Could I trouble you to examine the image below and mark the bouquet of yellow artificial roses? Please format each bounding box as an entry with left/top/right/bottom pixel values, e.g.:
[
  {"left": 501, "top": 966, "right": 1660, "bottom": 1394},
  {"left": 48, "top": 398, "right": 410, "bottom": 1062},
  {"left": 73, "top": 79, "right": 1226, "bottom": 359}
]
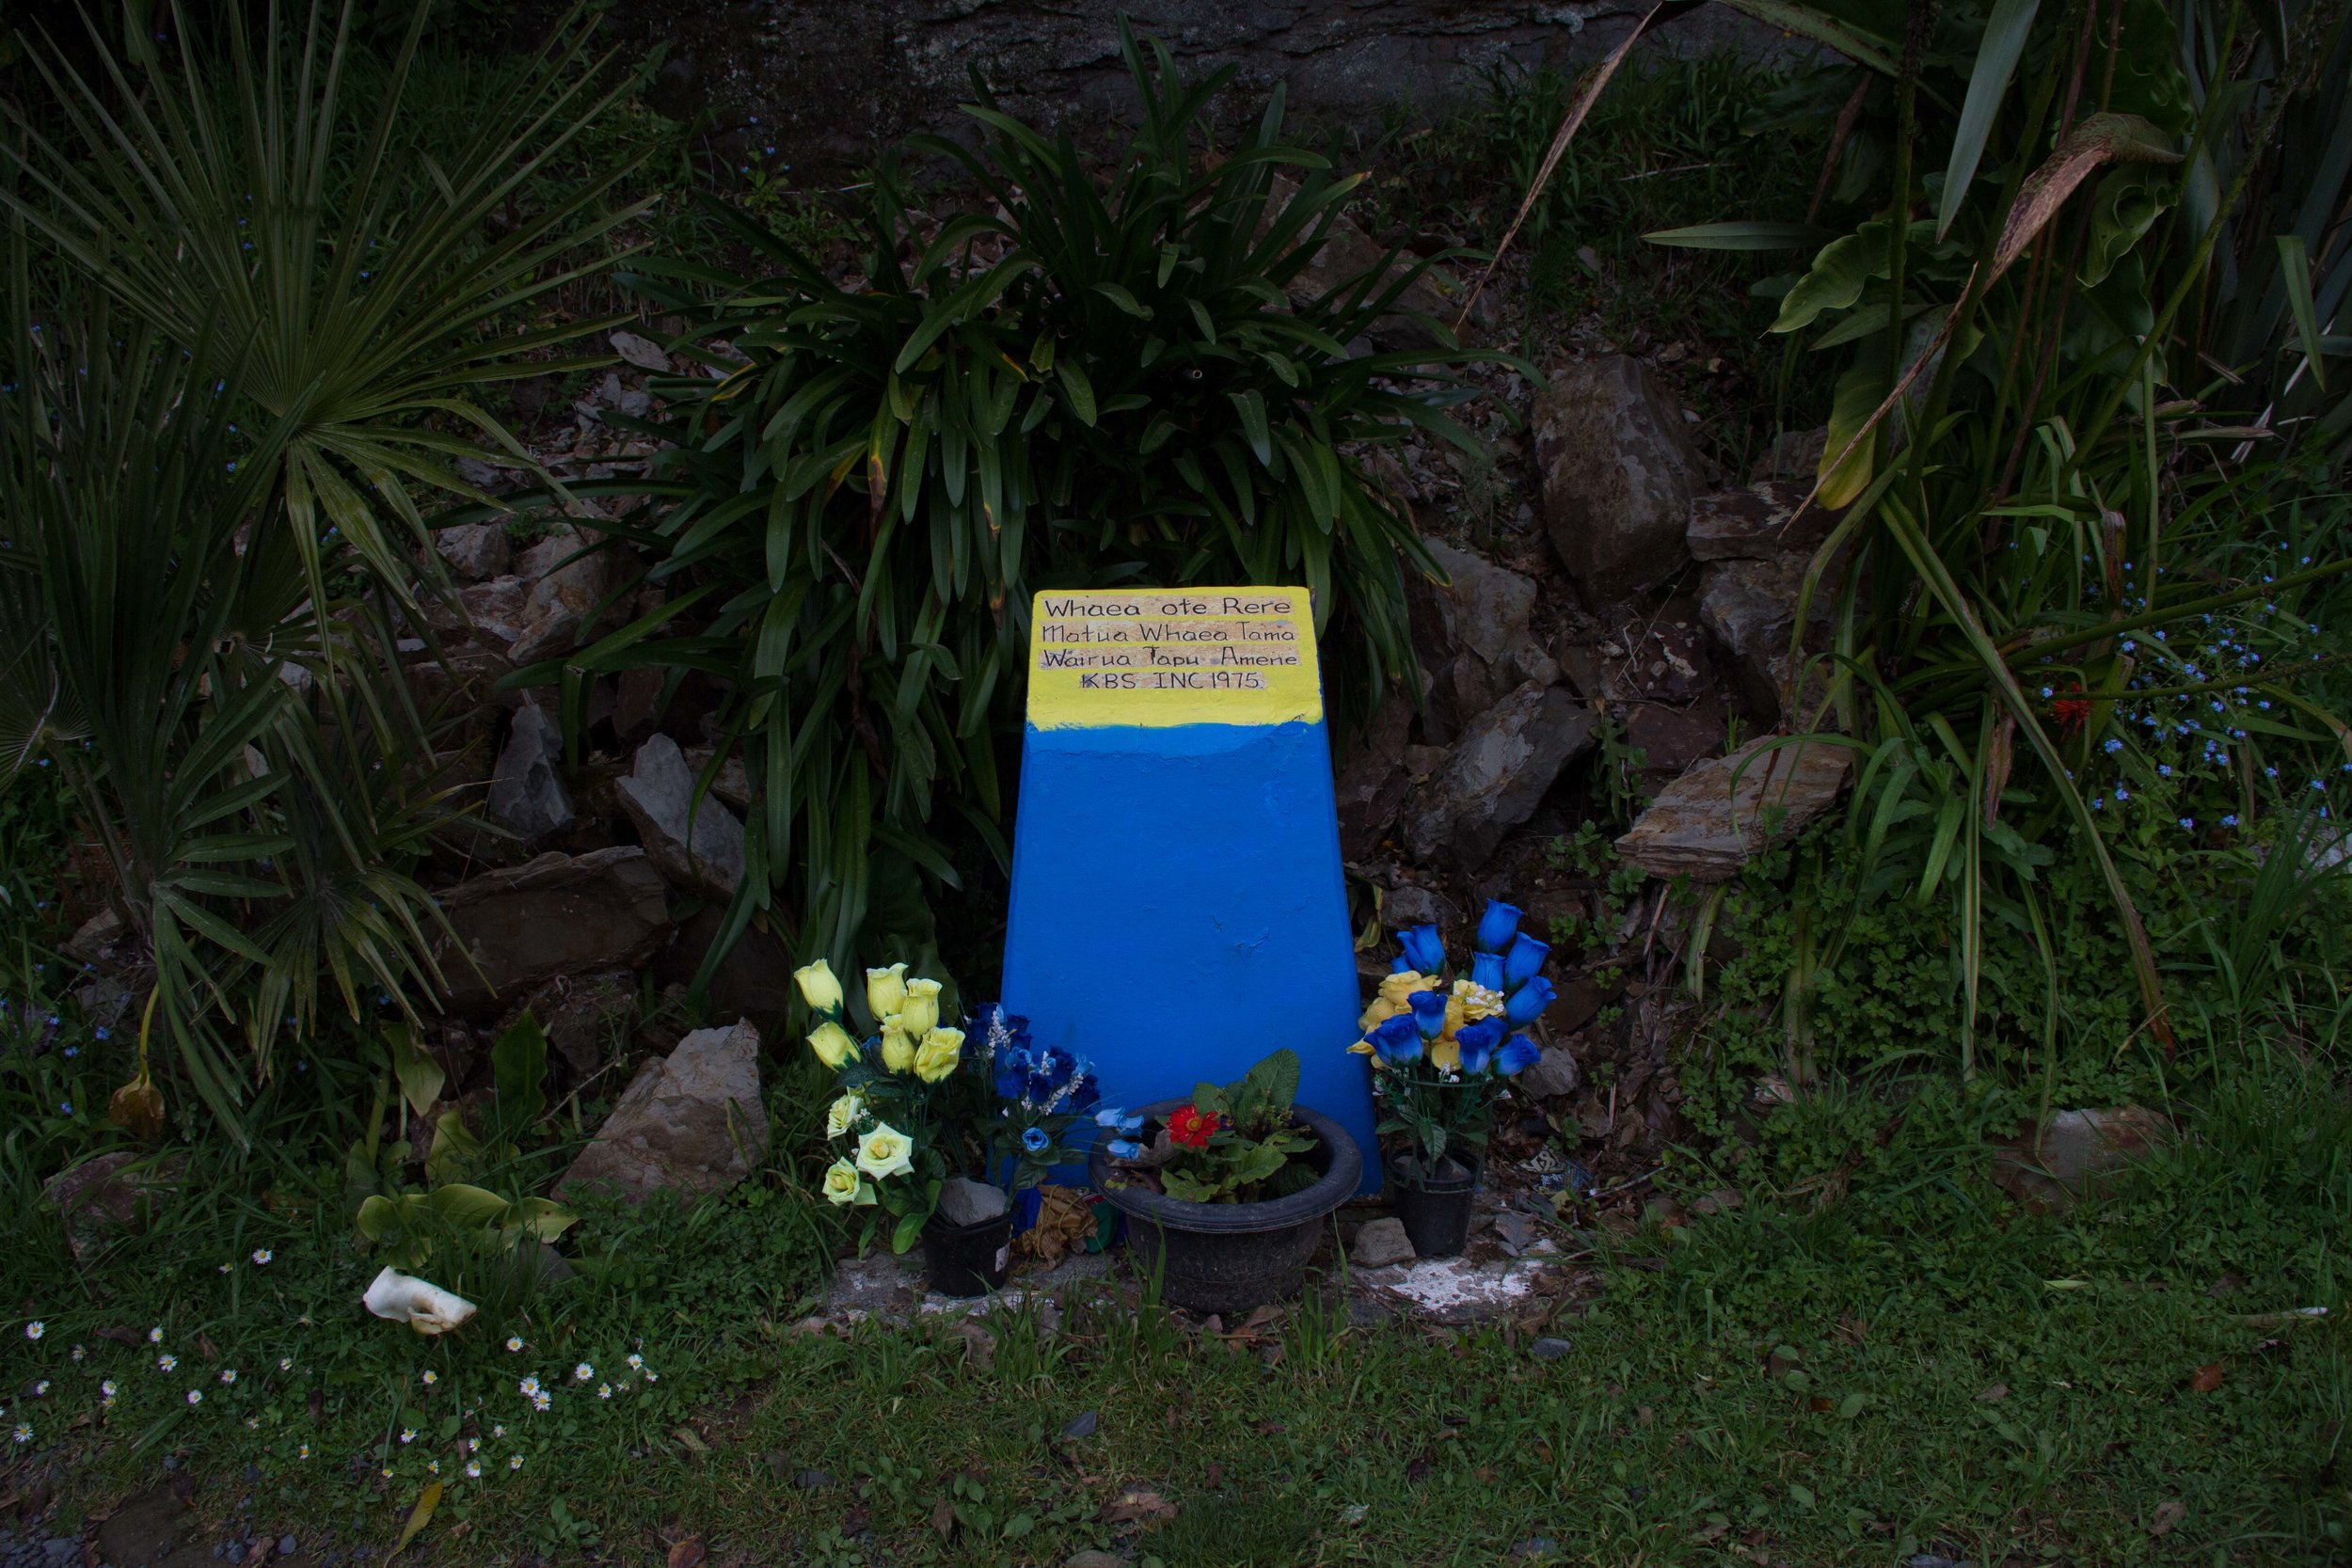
[{"left": 794, "top": 958, "right": 988, "bottom": 1252}]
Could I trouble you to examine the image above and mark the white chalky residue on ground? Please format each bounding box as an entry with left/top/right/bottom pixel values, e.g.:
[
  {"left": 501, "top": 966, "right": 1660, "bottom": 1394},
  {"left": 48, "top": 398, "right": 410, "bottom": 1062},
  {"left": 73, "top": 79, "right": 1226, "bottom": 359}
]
[{"left": 1377, "top": 1257, "right": 1538, "bottom": 1315}]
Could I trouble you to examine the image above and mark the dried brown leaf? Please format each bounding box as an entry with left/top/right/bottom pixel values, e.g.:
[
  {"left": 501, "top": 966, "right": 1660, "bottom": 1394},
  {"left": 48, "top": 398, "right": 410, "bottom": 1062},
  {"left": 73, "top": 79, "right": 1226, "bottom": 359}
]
[
  {"left": 1975, "top": 1383, "right": 2010, "bottom": 1402},
  {"left": 1098, "top": 1485, "right": 1178, "bottom": 1528},
  {"left": 1992, "top": 113, "right": 2183, "bottom": 282},
  {"left": 665, "top": 1537, "right": 707, "bottom": 1568},
  {"left": 2151, "top": 1498, "right": 2185, "bottom": 1537},
  {"left": 2189, "top": 1359, "right": 2227, "bottom": 1392}
]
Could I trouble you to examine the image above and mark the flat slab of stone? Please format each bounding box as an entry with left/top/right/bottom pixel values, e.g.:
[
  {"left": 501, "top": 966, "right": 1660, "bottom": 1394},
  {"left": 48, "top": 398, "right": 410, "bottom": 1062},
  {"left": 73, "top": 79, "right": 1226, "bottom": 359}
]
[
  {"left": 1405, "top": 683, "right": 1597, "bottom": 866},
  {"left": 435, "top": 847, "right": 673, "bottom": 1015},
  {"left": 1994, "top": 1106, "right": 2169, "bottom": 1212},
  {"left": 1354, "top": 1252, "right": 1565, "bottom": 1325},
  {"left": 615, "top": 735, "right": 748, "bottom": 900},
  {"left": 1615, "top": 735, "right": 1851, "bottom": 881},
  {"left": 557, "top": 1019, "right": 770, "bottom": 1204},
  {"left": 1687, "top": 479, "right": 1834, "bottom": 562}
]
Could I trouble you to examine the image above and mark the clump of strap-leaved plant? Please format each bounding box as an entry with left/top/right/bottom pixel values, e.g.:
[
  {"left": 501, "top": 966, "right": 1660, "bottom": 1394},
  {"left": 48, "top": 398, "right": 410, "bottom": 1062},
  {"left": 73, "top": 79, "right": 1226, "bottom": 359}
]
[
  {"left": 1638, "top": 0, "right": 2352, "bottom": 1087},
  {"left": 553, "top": 23, "right": 1518, "bottom": 989}
]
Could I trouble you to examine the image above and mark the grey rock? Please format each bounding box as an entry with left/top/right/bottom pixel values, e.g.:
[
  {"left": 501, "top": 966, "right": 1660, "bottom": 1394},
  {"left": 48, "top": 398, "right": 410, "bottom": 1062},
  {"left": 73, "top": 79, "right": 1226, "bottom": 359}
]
[
  {"left": 1423, "top": 540, "right": 1537, "bottom": 668},
  {"left": 63, "top": 907, "right": 127, "bottom": 967},
  {"left": 678, "top": 746, "right": 755, "bottom": 813},
  {"left": 1698, "top": 552, "right": 1836, "bottom": 723},
  {"left": 1351, "top": 1215, "right": 1415, "bottom": 1268},
  {"left": 486, "top": 701, "right": 573, "bottom": 843},
  {"left": 40, "top": 1541, "right": 76, "bottom": 1563},
  {"left": 938, "top": 1176, "right": 1010, "bottom": 1227},
  {"left": 1492, "top": 1210, "right": 1539, "bottom": 1255},
  {"left": 457, "top": 575, "right": 531, "bottom": 649},
  {"left": 433, "top": 522, "right": 511, "bottom": 581},
  {"left": 1332, "top": 684, "right": 1417, "bottom": 858},
  {"left": 1529, "top": 1336, "right": 1574, "bottom": 1361},
  {"left": 278, "top": 1538, "right": 297, "bottom": 1558},
  {"left": 455, "top": 455, "right": 522, "bottom": 490},
  {"left": 1404, "top": 684, "right": 1597, "bottom": 866},
  {"left": 1513, "top": 1538, "right": 1560, "bottom": 1559},
  {"left": 1268, "top": 175, "right": 1471, "bottom": 349},
  {"left": 1687, "top": 480, "right": 1834, "bottom": 562},
  {"left": 1993, "top": 1106, "right": 2168, "bottom": 1213},
  {"left": 654, "top": 906, "right": 800, "bottom": 1033},
  {"left": 1517, "top": 1044, "right": 1581, "bottom": 1099},
  {"left": 527, "top": 970, "right": 637, "bottom": 1079},
  {"left": 1534, "top": 356, "right": 1708, "bottom": 603},
  {"left": 1380, "top": 883, "right": 1459, "bottom": 935},
  {"left": 611, "top": 330, "right": 671, "bottom": 373},
  {"left": 1615, "top": 736, "right": 1851, "bottom": 882},
  {"left": 1060, "top": 1409, "right": 1100, "bottom": 1440},
  {"left": 434, "top": 847, "right": 674, "bottom": 1016},
  {"left": 556, "top": 1019, "right": 770, "bottom": 1204},
  {"left": 613, "top": 666, "right": 666, "bottom": 748},
  {"left": 615, "top": 735, "right": 749, "bottom": 900},
  {"left": 508, "top": 524, "right": 609, "bottom": 665},
  {"left": 1751, "top": 424, "right": 1828, "bottom": 483},
  {"left": 1623, "top": 704, "right": 1720, "bottom": 777},
  {"left": 42, "top": 1150, "right": 185, "bottom": 1259},
  {"left": 793, "top": 1469, "right": 835, "bottom": 1491}
]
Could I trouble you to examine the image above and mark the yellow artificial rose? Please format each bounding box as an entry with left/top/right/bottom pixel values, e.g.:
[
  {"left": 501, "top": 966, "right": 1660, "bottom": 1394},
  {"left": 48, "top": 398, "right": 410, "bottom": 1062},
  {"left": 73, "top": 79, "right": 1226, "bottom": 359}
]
[
  {"left": 824, "top": 1093, "right": 864, "bottom": 1140},
  {"left": 898, "top": 976, "right": 944, "bottom": 1037},
  {"left": 855, "top": 1122, "right": 914, "bottom": 1180},
  {"left": 819, "top": 1158, "right": 869, "bottom": 1206},
  {"left": 1378, "top": 970, "right": 1433, "bottom": 1007},
  {"left": 1442, "top": 993, "right": 1468, "bottom": 1037},
  {"left": 1358, "top": 996, "right": 1399, "bottom": 1033},
  {"left": 865, "top": 963, "right": 909, "bottom": 1021},
  {"left": 914, "top": 1026, "right": 963, "bottom": 1084},
  {"left": 1430, "top": 1036, "right": 1462, "bottom": 1074},
  {"left": 1453, "top": 977, "right": 1505, "bottom": 1022},
  {"left": 808, "top": 1020, "right": 859, "bottom": 1069},
  {"left": 879, "top": 1019, "right": 916, "bottom": 1073},
  {"left": 1347, "top": 1038, "right": 1375, "bottom": 1056},
  {"left": 793, "top": 958, "right": 845, "bottom": 1013}
]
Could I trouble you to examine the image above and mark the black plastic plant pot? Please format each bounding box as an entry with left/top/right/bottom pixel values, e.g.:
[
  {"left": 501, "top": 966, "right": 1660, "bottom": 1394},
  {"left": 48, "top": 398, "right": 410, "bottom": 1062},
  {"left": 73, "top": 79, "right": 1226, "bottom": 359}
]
[
  {"left": 921, "top": 1209, "right": 1014, "bottom": 1298},
  {"left": 1391, "top": 1153, "right": 1477, "bottom": 1259},
  {"left": 1089, "top": 1100, "right": 1362, "bottom": 1315}
]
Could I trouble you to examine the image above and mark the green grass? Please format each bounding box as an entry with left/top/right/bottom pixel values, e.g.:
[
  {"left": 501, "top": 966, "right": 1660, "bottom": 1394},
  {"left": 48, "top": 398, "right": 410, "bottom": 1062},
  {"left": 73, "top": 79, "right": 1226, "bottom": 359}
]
[{"left": 5, "top": 1052, "right": 2345, "bottom": 1565}]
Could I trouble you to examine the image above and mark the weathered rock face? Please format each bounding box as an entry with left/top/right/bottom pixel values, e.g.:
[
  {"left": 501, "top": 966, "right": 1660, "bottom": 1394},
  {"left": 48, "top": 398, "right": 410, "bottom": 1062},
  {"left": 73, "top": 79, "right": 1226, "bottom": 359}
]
[
  {"left": 1534, "top": 356, "right": 1708, "bottom": 604},
  {"left": 1614, "top": 735, "right": 1850, "bottom": 881},
  {"left": 1331, "top": 685, "right": 1418, "bottom": 859},
  {"left": 508, "top": 525, "right": 610, "bottom": 665},
  {"left": 1409, "top": 539, "right": 1557, "bottom": 742},
  {"left": 1405, "top": 683, "right": 1597, "bottom": 867},
  {"left": 615, "top": 736, "right": 749, "bottom": 900},
  {"left": 605, "top": 1, "right": 1780, "bottom": 180},
  {"left": 487, "top": 701, "right": 574, "bottom": 844},
  {"left": 654, "top": 906, "right": 802, "bottom": 1033},
  {"left": 434, "top": 521, "right": 512, "bottom": 582},
  {"left": 435, "top": 847, "right": 674, "bottom": 1016},
  {"left": 1690, "top": 480, "right": 1844, "bottom": 722},
  {"left": 556, "top": 1020, "right": 771, "bottom": 1204},
  {"left": 1687, "top": 480, "right": 1833, "bottom": 562}
]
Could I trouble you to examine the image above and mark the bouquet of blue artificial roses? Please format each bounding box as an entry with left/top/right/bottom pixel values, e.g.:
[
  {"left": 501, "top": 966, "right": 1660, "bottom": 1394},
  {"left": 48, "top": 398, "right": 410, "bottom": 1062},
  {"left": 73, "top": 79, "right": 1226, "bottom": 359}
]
[
  {"left": 971, "top": 1003, "right": 1099, "bottom": 1191},
  {"left": 1349, "top": 899, "right": 1550, "bottom": 1166}
]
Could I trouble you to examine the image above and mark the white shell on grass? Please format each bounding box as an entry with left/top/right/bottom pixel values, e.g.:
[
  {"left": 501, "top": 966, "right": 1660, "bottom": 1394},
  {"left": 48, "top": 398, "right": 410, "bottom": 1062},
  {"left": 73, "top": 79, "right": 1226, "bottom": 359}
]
[{"left": 362, "top": 1267, "right": 478, "bottom": 1335}]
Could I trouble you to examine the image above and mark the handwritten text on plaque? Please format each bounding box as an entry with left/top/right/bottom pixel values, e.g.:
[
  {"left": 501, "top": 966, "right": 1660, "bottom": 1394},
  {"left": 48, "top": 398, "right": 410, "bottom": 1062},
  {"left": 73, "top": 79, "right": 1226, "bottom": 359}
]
[{"left": 1025, "top": 588, "right": 1321, "bottom": 729}]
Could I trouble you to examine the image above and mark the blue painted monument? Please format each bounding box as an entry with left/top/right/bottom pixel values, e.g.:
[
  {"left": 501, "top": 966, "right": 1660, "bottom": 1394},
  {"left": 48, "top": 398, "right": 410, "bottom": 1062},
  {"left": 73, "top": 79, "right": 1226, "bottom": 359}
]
[{"left": 998, "top": 586, "right": 1379, "bottom": 1191}]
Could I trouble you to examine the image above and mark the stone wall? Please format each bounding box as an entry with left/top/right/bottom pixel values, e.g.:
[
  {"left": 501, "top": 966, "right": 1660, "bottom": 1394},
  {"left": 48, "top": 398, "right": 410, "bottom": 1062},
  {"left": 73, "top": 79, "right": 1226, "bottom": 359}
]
[{"left": 607, "top": 0, "right": 1791, "bottom": 174}]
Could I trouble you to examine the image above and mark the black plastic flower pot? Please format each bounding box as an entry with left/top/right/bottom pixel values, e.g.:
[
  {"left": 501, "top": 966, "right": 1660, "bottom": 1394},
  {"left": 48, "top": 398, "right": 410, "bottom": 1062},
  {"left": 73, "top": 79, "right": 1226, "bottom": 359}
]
[
  {"left": 1089, "top": 1100, "right": 1361, "bottom": 1315},
  {"left": 921, "top": 1209, "right": 1014, "bottom": 1298},
  {"left": 1391, "top": 1153, "right": 1477, "bottom": 1259}
]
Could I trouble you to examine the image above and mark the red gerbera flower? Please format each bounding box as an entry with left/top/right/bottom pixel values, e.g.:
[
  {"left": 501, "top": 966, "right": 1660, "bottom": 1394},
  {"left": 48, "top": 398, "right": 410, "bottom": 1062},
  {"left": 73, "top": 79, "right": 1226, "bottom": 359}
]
[
  {"left": 1166, "top": 1105, "right": 1219, "bottom": 1148},
  {"left": 2051, "top": 690, "right": 2092, "bottom": 733}
]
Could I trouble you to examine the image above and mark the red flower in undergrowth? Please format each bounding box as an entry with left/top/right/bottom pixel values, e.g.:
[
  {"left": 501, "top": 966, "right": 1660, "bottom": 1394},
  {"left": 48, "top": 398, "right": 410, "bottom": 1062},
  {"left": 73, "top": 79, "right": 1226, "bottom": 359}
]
[
  {"left": 1165, "top": 1105, "right": 1219, "bottom": 1148},
  {"left": 2050, "top": 689, "right": 2093, "bottom": 733}
]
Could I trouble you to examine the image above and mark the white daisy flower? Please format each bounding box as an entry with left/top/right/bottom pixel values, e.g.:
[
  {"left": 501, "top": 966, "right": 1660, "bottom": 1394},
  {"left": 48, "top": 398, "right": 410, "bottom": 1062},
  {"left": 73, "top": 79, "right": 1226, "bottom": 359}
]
[
  {"left": 426, "top": 1459, "right": 439, "bottom": 1474},
  {"left": 220, "top": 1370, "right": 237, "bottom": 1385},
  {"left": 572, "top": 1362, "right": 593, "bottom": 1382},
  {"left": 101, "top": 1381, "right": 117, "bottom": 1399},
  {"left": 421, "top": 1370, "right": 437, "bottom": 1386},
  {"left": 24, "top": 1322, "right": 43, "bottom": 1340},
  {"left": 596, "top": 1384, "right": 611, "bottom": 1400},
  {"left": 510, "top": 1453, "right": 524, "bottom": 1470},
  {"left": 33, "top": 1381, "right": 48, "bottom": 1395},
  {"left": 399, "top": 1428, "right": 416, "bottom": 1445},
  {"left": 505, "top": 1337, "right": 523, "bottom": 1353},
  {"left": 157, "top": 1354, "right": 178, "bottom": 1372},
  {"left": 149, "top": 1327, "right": 165, "bottom": 1343},
  {"left": 466, "top": 1437, "right": 480, "bottom": 1451},
  {"left": 492, "top": 1424, "right": 506, "bottom": 1438},
  {"left": 71, "top": 1346, "right": 85, "bottom": 1362},
  {"left": 217, "top": 1263, "right": 230, "bottom": 1275},
  {"left": 626, "top": 1354, "right": 644, "bottom": 1371},
  {"left": 644, "top": 1370, "right": 659, "bottom": 1383},
  {"left": 186, "top": 1390, "right": 201, "bottom": 1405},
  {"left": 251, "top": 1249, "right": 272, "bottom": 1266},
  {"left": 279, "top": 1359, "right": 292, "bottom": 1371},
  {"left": 11, "top": 1423, "right": 29, "bottom": 1444},
  {"left": 518, "top": 1376, "right": 541, "bottom": 1398},
  {"left": 465, "top": 1460, "right": 481, "bottom": 1479},
  {"left": 297, "top": 1444, "right": 310, "bottom": 1460}
]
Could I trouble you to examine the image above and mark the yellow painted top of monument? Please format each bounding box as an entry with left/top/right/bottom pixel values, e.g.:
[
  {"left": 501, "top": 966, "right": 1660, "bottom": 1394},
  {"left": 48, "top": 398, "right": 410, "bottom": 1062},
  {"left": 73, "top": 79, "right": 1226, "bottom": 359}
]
[{"left": 1025, "top": 587, "right": 1322, "bottom": 729}]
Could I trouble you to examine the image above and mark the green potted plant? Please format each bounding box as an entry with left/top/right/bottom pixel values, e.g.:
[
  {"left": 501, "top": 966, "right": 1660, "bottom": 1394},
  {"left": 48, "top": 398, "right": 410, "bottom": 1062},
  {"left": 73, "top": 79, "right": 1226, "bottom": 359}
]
[
  {"left": 795, "top": 962, "right": 1097, "bottom": 1296},
  {"left": 1090, "top": 1049, "right": 1361, "bottom": 1313},
  {"left": 1350, "top": 899, "right": 1549, "bottom": 1257}
]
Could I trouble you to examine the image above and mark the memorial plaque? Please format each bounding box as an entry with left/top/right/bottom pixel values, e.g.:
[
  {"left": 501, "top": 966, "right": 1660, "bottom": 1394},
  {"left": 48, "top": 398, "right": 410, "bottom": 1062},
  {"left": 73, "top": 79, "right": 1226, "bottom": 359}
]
[
  {"left": 1027, "top": 588, "right": 1320, "bottom": 729},
  {"left": 1000, "top": 586, "right": 1379, "bottom": 1190}
]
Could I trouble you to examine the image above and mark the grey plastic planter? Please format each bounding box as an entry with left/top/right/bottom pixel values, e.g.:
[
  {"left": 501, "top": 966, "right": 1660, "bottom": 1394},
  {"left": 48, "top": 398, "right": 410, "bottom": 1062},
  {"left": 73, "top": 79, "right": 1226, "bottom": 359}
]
[{"left": 1089, "top": 1099, "right": 1361, "bottom": 1314}]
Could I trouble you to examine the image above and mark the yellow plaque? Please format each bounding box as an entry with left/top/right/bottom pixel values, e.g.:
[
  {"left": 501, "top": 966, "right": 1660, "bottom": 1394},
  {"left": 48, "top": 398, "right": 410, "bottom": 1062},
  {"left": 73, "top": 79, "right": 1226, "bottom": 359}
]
[{"left": 1025, "top": 587, "right": 1322, "bottom": 729}]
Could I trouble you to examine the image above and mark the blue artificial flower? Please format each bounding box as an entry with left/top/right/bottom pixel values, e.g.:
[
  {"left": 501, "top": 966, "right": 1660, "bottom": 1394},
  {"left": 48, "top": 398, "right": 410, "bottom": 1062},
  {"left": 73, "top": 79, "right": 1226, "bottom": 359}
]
[
  {"left": 1502, "top": 931, "right": 1550, "bottom": 990},
  {"left": 1407, "top": 990, "right": 1450, "bottom": 1040},
  {"left": 1475, "top": 901, "right": 1522, "bottom": 953},
  {"left": 1021, "top": 1126, "right": 1051, "bottom": 1154},
  {"left": 1454, "top": 1017, "right": 1506, "bottom": 1074},
  {"left": 1369, "top": 1013, "right": 1423, "bottom": 1067},
  {"left": 1470, "top": 950, "right": 1506, "bottom": 991},
  {"left": 1398, "top": 925, "right": 1446, "bottom": 975},
  {"left": 993, "top": 1046, "right": 1033, "bottom": 1103},
  {"left": 1069, "top": 1072, "right": 1101, "bottom": 1114},
  {"left": 1107, "top": 1138, "right": 1144, "bottom": 1161},
  {"left": 1095, "top": 1106, "right": 1144, "bottom": 1134},
  {"left": 1504, "top": 974, "right": 1556, "bottom": 1026},
  {"left": 1495, "top": 1034, "right": 1542, "bottom": 1077}
]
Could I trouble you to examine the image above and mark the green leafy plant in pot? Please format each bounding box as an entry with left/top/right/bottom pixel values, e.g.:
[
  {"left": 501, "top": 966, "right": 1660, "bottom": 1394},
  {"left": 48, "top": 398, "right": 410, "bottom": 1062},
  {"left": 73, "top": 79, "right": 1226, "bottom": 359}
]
[
  {"left": 1092, "top": 1048, "right": 1361, "bottom": 1313},
  {"left": 1352, "top": 899, "right": 1549, "bottom": 1256}
]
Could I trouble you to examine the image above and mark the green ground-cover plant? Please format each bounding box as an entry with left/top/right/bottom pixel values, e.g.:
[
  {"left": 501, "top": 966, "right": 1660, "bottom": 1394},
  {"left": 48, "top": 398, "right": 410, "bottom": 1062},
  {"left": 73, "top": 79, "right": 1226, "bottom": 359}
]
[
  {"left": 550, "top": 25, "right": 1517, "bottom": 990},
  {"left": 1644, "top": 0, "right": 2352, "bottom": 1080}
]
